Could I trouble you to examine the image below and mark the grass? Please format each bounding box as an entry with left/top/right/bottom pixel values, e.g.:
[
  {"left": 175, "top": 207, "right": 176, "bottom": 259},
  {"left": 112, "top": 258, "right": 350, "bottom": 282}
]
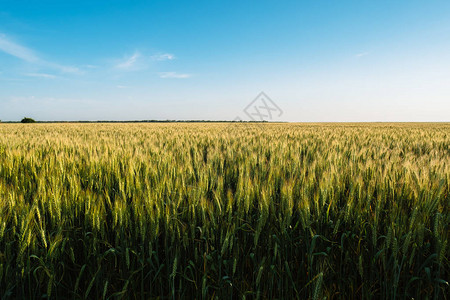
[{"left": 0, "top": 122, "right": 448, "bottom": 299}]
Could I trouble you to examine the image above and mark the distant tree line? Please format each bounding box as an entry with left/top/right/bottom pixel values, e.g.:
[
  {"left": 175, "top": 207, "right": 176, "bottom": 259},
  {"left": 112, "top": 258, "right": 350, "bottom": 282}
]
[
  {"left": 21, "top": 117, "right": 36, "bottom": 123},
  {"left": 2, "top": 119, "right": 277, "bottom": 124}
]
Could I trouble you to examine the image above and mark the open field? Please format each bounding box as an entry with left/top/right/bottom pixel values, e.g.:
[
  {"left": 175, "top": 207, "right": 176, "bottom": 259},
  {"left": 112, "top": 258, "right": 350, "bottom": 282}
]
[{"left": 0, "top": 123, "right": 448, "bottom": 299}]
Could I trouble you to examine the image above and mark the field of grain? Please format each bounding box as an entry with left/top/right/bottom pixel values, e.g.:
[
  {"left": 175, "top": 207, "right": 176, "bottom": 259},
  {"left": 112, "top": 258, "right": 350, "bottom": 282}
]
[{"left": 0, "top": 123, "right": 448, "bottom": 299}]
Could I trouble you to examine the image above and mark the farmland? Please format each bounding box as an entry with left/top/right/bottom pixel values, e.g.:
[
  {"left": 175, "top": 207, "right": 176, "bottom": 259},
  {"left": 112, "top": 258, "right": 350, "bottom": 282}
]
[{"left": 0, "top": 123, "right": 448, "bottom": 299}]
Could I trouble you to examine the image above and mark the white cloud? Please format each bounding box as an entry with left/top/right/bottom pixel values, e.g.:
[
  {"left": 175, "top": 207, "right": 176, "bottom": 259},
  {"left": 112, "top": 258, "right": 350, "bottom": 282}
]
[
  {"left": 0, "top": 34, "right": 40, "bottom": 62},
  {"left": 0, "top": 33, "right": 83, "bottom": 74},
  {"left": 152, "top": 53, "right": 175, "bottom": 61},
  {"left": 115, "top": 51, "right": 141, "bottom": 69},
  {"left": 356, "top": 52, "right": 369, "bottom": 58},
  {"left": 116, "top": 85, "right": 130, "bottom": 89},
  {"left": 159, "top": 72, "right": 192, "bottom": 79},
  {"left": 43, "top": 62, "right": 82, "bottom": 74},
  {"left": 24, "top": 73, "right": 57, "bottom": 79},
  {"left": 54, "top": 64, "right": 81, "bottom": 74},
  {"left": 113, "top": 51, "right": 177, "bottom": 72}
]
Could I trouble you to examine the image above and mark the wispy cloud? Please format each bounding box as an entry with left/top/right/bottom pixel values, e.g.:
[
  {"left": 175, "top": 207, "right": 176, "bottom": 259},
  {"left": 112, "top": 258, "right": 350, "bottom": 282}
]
[
  {"left": 51, "top": 64, "right": 81, "bottom": 74},
  {"left": 0, "top": 33, "right": 82, "bottom": 74},
  {"left": 115, "top": 51, "right": 141, "bottom": 69},
  {"left": 355, "top": 52, "right": 369, "bottom": 58},
  {"left": 116, "top": 85, "right": 131, "bottom": 89},
  {"left": 114, "top": 51, "right": 177, "bottom": 71},
  {"left": 24, "top": 73, "right": 57, "bottom": 79},
  {"left": 0, "top": 34, "right": 39, "bottom": 62},
  {"left": 159, "top": 72, "right": 192, "bottom": 79},
  {"left": 83, "top": 64, "right": 98, "bottom": 69},
  {"left": 152, "top": 53, "right": 175, "bottom": 61}
]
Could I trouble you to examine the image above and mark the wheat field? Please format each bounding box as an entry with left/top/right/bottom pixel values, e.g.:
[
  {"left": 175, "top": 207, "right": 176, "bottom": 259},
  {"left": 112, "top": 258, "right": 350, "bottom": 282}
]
[{"left": 0, "top": 123, "right": 448, "bottom": 299}]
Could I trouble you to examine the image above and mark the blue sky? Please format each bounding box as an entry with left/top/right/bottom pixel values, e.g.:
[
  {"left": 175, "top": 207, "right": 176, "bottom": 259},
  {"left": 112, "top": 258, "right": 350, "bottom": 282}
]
[{"left": 1, "top": 0, "right": 449, "bottom": 121}]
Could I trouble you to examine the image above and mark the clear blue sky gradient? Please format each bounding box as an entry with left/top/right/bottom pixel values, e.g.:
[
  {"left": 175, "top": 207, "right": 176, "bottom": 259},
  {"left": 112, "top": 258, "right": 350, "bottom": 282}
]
[{"left": 1, "top": 0, "right": 449, "bottom": 121}]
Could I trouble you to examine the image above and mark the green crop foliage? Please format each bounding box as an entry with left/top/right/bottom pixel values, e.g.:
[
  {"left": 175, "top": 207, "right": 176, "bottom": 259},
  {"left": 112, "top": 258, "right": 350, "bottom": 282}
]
[{"left": 0, "top": 123, "right": 448, "bottom": 299}]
